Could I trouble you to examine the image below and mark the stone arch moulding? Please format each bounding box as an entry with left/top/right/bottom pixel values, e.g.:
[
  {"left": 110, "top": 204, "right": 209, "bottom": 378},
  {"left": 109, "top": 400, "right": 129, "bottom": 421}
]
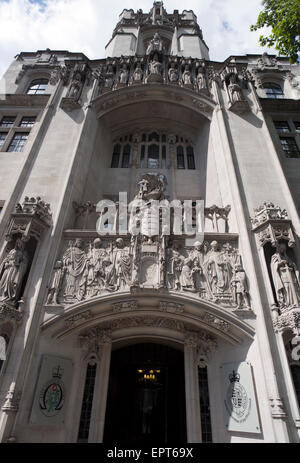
[
  {"left": 41, "top": 291, "right": 256, "bottom": 346},
  {"left": 92, "top": 84, "right": 216, "bottom": 122}
]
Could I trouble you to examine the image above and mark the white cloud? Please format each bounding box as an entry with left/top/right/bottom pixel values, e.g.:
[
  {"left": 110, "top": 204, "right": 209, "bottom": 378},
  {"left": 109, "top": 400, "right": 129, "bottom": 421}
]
[{"left": 0, "top": 0, "right": 276, "bottom": 78}]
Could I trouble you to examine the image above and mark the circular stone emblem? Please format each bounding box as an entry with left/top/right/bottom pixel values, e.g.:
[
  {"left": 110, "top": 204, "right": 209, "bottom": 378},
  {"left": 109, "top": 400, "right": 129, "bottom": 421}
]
[{"left": 39, "top": 380, "right": 65, "bottom": 417}]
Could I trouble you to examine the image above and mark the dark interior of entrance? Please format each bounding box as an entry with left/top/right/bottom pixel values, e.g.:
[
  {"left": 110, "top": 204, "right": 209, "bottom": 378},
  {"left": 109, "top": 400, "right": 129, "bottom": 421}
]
[{"left": 104, "top": 343, "right": 187, "bottom": 443}]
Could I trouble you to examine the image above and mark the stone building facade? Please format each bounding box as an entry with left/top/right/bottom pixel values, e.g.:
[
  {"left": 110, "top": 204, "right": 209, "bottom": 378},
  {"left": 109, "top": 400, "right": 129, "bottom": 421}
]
[{"left": 0, "top": 2, "right": 300, "bottom": 443}]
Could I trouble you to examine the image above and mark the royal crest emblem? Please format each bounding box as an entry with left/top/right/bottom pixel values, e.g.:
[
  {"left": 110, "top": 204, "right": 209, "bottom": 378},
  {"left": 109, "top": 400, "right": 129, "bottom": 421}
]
[
  {"left": 39, "top": 365, "right": 65, "bottom": 417},
  {"left": 225, "top": 370, "right": 251, "bottom": 423}
]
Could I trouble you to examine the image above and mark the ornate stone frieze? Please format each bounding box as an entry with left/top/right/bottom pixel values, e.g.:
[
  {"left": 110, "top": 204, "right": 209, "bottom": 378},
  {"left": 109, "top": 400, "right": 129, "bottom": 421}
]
[
  {"left": 201, "top": 312, "right": 230, "bottom": 332},
  {"left": 251, "top": 202, "right": 295, "bottom": 248},
  {"left": 46, "top": 236, "right": 250, "bottom": 312},
  {"left": 159, "top": 301, "right": 184, "bottom": 313},
  {"left": 93, "top": 54, "right": 212, "bottom": 98},
  {"left": 112, "top": 300, "right": 138, "bottom": 313},
  {"left": 65, "top": 310, "right": 92, "bottom": 328},
  {"left": 256, "top": 53, "right": 278, "bottom": 71}
]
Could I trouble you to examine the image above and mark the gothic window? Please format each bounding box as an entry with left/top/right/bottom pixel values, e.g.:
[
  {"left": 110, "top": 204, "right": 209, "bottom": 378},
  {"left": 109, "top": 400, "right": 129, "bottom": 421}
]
[
  {"left": 27, "top": 78, "right": 49, "bottom": 95},
  {"left": 111, "top": 132, "right": 196, "bottom": 170},
  {"left": 0, "top": 113, "right": 37, "bottom": 152},
  {"left": 111, "top": 143, "right": 131, "bottom": 168},
  {"left": 19, "top": 116, "right": 36, "bottom": 128},
  {"left": 294, "top": 122, "right": 300, "bottom": 134},
  {"left": 290, "top": 365, "right": 300, "bottom": 408},
  {"left": 0, "top": 116, "right": 16, "bottom": 128},
  {"left": 280, "top": 137, "right": 300, "bottom": 158},
  {"left": 0, "top": 334, "right": 9, "bottom": 374},
  {"left": 0, "top": 133, "right": 8, "bottom": 149},
  {"left": 198, "top": 367, "right": 213, "bottom": 443},
  {"left": 187, "top": 146, "right": 196, "bottom": 169},
  {"left": 111, "top": 144, "right": 121, "bottom": 168},
  {"left": 263, "top": 82, "right": 284, "bottom": 99},
  {"left": 7, "top": 132, "right": 29, "bottom": 152},
  {"left": 121, "top": 144, "right": 131, "bottom": 168},
  {"left": 148, "top": 144, "right": 160, "bottom": 168},
  {"left": 177, "top": 146, "right": 185, "bottom": 169},
  {"left": 274, "top": 121, "right": 290, "bottom": 133},
  {"left": 77, "top": 360, "right": 97, "bottom": 442}
]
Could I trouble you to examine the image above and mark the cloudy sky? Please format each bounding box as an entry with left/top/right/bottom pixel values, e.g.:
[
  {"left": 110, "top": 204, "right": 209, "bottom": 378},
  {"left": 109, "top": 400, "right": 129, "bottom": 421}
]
[{"left": 0, "top": 0, "right": 276, "bottom": 78}]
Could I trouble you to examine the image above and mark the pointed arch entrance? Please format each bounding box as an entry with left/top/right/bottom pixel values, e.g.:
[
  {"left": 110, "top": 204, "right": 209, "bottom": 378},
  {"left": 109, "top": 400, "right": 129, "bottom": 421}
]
[{"left": 103, "top": 342, "right": 186, "bottom": 443}]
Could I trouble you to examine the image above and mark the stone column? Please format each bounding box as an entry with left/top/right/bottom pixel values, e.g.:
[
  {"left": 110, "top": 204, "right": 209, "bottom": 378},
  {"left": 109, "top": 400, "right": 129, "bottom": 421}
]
[
  {"left": 88, "top": 332, "right": 112, "bottom": 443},
  {"left": 184, "top": 333, "right": 202, "bottom": 443}
]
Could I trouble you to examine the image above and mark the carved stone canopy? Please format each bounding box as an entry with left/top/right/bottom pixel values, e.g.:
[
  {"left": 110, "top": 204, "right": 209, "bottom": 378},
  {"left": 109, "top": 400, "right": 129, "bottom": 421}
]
[
  {"left": 6, "top": 197, "right": 52, "bottom": 242},
  {"left": 251, "top": 202, "right": 295, "bottom": 248},
  {"left": 274, "top": 307, "right": 300, "bottom": 336}
]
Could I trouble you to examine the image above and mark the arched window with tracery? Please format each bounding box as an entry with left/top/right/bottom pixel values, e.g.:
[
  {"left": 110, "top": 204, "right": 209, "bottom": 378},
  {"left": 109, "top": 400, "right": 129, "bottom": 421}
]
[
  {"left": 110, "top": 131, "right": 196, "bottom": 170},
  {"left": 263, "top": 82, "right": 284, "bottom": 99},
  {"left": 27, "top": 78, "right": 49, "bottom": 95}
]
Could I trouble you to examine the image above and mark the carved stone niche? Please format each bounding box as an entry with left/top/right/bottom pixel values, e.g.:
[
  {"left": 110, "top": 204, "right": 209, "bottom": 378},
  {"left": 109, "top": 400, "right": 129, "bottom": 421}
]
[
  {"left": 60, "top": 62, "right": 90, "bottom": 111},
  {"left": 251, "top": 202, "right": 295, "bottom": 248},
  {"left": 221, "top": 65, "right": 250, "bottom": 114},
  {"left": 0, "top": 197, "right": 52, "bottom": 322}
]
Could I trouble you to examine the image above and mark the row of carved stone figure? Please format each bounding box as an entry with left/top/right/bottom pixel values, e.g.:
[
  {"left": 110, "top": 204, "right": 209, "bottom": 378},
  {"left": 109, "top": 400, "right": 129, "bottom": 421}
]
[
  {"left": 100, "top": 58, "right": 208, "bottom": 91},
  {"left": 166, "top": 241, "right": 250, "bottom": 308},
  {"left": 46, "top": 238, "right": 251, "bottom": 309}
]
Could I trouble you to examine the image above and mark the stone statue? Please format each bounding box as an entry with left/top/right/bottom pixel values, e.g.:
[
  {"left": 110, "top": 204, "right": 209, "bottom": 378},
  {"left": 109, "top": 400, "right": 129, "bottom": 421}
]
[
  {"left": 149, "top": 54, "right": 162, "bottom": 76},
  {"left": 231, "top": 263, "right": 250, "bottom": 309},
  {"left": 0, "top": 239, "right": 29, "bottom": 305},
  {"left": 86, "top": 238, "right": 110, "bottom": 296},
  {"left": 146, "top": 32, "right": 163, "bottom": 55},
  {"left": 270, "top": 242, "right": 300, "bottom": 308},
  {"left": 196, "top": 66, "right": 207, "bottom": 91},
  {"left": 119, "top": 64, "right": 128, "bottom": 84},
  {"left": 104, "top": 64, "right": 114, "bottom": 88},
  {"left": 63, "top": 239, "right": 88, "bottom": 301},
  {"left": 168, "top": 63, "right": 179, "bottom": 83},
  {"left": 189, "top": 241, "right": 209, "bottom": 297},
  {"left": 228, "top": 75, "right": 244, "bottom": 103},
  {"left": 67, "top": 72, "right": 83, "bottom": 101},
  {"left": 182, "top": 66, "right": 192, "bottom": 86},
  {"left": 107, "top": 238, "right": 132, "bottom": 290},
  {"left": 47, "top": 260, "right": 64, "bottom": 305},
  {"left": 203, "top": 241, "right": 232, "bottom": 296},
  {"left": 180, "top": 258, "right": 196, "bottom": 291},
  {"left": 133, "top": 63, "right": 143, "bottom": 82},
  {"left": 135, "top": 173, "right": 166, "bottom": 201},
  {"left": 167, "top": 249, "right": 183, "bottom": 290}
]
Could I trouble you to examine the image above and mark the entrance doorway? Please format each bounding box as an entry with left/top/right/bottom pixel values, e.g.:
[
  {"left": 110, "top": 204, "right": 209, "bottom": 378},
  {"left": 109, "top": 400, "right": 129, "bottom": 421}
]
[{"left": 103, "top": 343, "right": 187, "bottom": 443}]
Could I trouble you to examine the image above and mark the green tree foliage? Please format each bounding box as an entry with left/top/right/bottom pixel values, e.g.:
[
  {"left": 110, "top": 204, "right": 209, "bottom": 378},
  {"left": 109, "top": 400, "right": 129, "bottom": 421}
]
[{"left": 251, "top": 0, "right": 300, "bottom": 63}]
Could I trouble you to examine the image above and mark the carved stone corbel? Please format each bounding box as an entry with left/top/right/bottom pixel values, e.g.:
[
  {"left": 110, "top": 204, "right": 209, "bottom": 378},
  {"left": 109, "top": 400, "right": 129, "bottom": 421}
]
[
  {"left": 251, "top": 202, "right": 295, "bottom": 248},
  {"left": 269, "top": 397, "right": 287, "bottom": 419},
  {"left": 185, "top": 330, "right": 217, "bottom": 367},
  {"left": 6, "top": 196, "right": 52, "bottom": 243},
  {"left": 273, "top": 307, "right": 300, "bottom": 336},
  {"left": 79, "top": 327, "right": 112, "bottom": 357}
]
